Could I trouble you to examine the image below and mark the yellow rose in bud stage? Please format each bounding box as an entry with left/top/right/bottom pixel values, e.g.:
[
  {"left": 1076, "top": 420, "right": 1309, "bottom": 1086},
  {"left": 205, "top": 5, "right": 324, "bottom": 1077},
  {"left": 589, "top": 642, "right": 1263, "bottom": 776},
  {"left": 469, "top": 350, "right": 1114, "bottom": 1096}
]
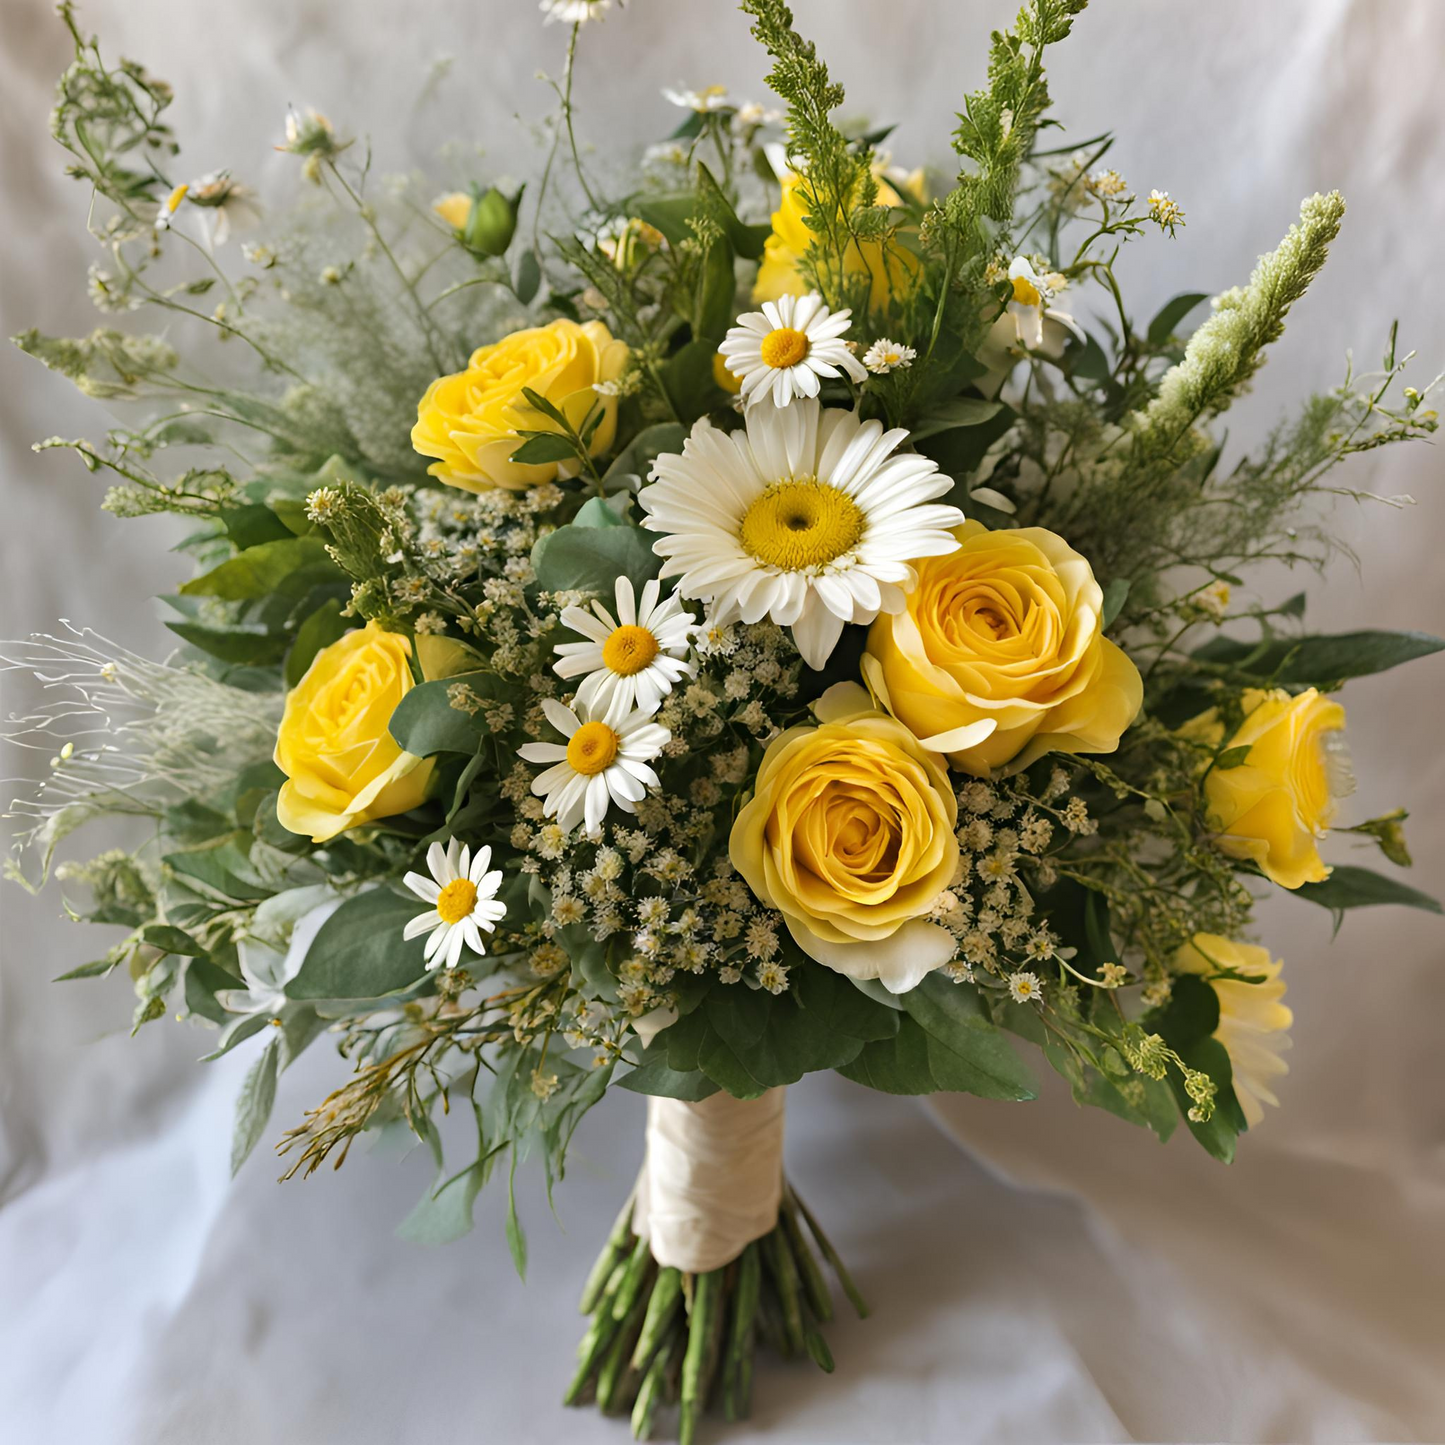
[
  {"left": 711, "top": 348, "right": 742, "bottom": 396},
  {"left": 1180, "top": 687, "right": 1351, "bottom": 890},
  {"left": 752, "top": 165, "right": 923, "bottom": 313},
  {"left": 1175, "top": 934, "right": 1292, "bottom": 1127},
  {"left": 411, "top": 318, "right": 629, "bottom": 492},
  {"left": 862, "top": 520, "right": 1143, "bottom": 777},
  {"left": 433, "top": 191, "right": 473, "bottom": 231},
  {"left": 728, "top": 683, "right": 960, "bottom": 994},
  {"left": 275, "top": 623, "right": 473, "bottom": 843}
]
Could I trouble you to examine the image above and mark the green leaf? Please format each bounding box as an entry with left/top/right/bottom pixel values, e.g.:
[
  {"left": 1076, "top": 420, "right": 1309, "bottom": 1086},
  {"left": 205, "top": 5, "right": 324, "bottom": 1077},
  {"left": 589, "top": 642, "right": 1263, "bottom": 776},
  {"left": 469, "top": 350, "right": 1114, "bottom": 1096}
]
[
  {"left": 1146, "top": 973, "right": 1246, "bottom": 1160},
  {"left": 388, "top": 669, "right": 506, "bottom": 757},
  {"left": 231, "top": 1035, "right": 280, "bottom": 1176},
  {"left": 658, "top": 338, "right": 724, "bottom": 422},
  {"left": 1101, "top": 577, "right": 1131, "bottom": 630},
  {"left": 286, "top": 888, "right": 431, "bottom": 1001},
  {"left": 179, "top": 537, "right": 334, "bottom": 601},
  {"left": 285, "top": 598, "right": 349, "bottom": 687},
  {"left": 220, "top": 503, "right": 297, "bottom": 550},
  {"left": 398, "top": 1157, "right": 489, "bottom": 1246},
  {"left": 667, "top": 966, "right": 899, "bottom": 1098},
  {"left": 602, "top": 422, "right": 687, "bottom": 490},
  {"left": 53, "top": 957, "right": 118, "bottom": 981},
  {"left": 617, "top": 1049, "right": 721, "bottom": 1101},
  {"left": 838, "top": 975, "right": 1038, "bottom": 1099},
  {"left": 164, "top": 618, "right": 289, "bottom": 666},
  {"left": 509, "top": 431, "right": 581, "bottom": 466},
  {"left": 531, "top": 518, "right": 660, "bottom": 594},
  {"left": 164, "top": 841, "right": 272, "bottom": 902},
  {"left": 1194, "top": 629, "right": 1445, "bottom": 687},
  {"left": 909, "top": 398, "right": 1003, "bottom": 441},
  {"left": 1146, "top": 292, "right": 1208, "bottom": 347},
  {"left": 505, "top": 1149, "right": 528, "bottom": 1281},
  {"left": 142, "top": 924, "right": 206, "bottom": 956},
  {"left": 1291, "top": 864, "right": 1442, "bottom": 919},
  {"left": 1214, "top": 744, "right": 1252, "bottom": 770},
  {"left": 513, "top": 247, "right": 542, "bottom": 305}
]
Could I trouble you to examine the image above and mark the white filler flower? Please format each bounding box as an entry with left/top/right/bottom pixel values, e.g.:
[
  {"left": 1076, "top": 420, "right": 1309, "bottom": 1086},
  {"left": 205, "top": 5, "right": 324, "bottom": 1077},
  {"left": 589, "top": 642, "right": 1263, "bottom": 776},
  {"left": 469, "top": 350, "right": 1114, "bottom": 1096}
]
[
  {"left": 639, "top": 400, "right": 964, "bottom": 669},
  {"left": 540, "top": 0, "right": 614, "bottom": 23},
  {"left": 519, "top": 699, "right": 670, "bottom": 834},
  {"left": 403, "top": 838, "right": 507, "bottom": 970},
  {"left": 718, "top": 292, "right": 867, "bottom": 408},
  {"left": 553, "top": 575, "right": 696, "bottom": 718}
]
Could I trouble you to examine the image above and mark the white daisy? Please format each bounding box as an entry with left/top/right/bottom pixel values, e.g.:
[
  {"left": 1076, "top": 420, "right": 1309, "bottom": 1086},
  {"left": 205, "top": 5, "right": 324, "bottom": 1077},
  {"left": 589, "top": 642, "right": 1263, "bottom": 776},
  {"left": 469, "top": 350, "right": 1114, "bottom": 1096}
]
[
  {"left": 553, "top": 575, "right": 696, "bottom": 719},
  {"left": 518, "top": 699, "right": 670, "bottom": 835},
  {"left": 862, "top": 338, "right": 917, "bottom": 375},
  {"left": 638, "top": 400, "right": 965, "bottom": 669},
  {"left": 718, "top": 292, "right": 868, "bottom": 409},
  {"left": 1001, "top": 256, "right": 1085, "bottom": 352},
  {"left": 1007, "top": 970, "right": 1044, "bottom": 1005},
  {"left": 662, "top": 84, "right": 732, "bottom": 113},
  {"left": 403, "top": 838, "right": 507, "bottom": 971},
  {"left": 540, "top": 0, "right": 614, "bottom": 23}
]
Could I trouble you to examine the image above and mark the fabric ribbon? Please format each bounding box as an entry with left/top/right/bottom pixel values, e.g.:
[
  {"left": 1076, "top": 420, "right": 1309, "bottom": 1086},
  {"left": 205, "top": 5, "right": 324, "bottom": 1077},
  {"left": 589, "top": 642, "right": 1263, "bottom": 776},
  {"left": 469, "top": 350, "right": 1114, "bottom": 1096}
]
[{"left": 631, "top": 1088, "right": 785, "bottom": 1273}]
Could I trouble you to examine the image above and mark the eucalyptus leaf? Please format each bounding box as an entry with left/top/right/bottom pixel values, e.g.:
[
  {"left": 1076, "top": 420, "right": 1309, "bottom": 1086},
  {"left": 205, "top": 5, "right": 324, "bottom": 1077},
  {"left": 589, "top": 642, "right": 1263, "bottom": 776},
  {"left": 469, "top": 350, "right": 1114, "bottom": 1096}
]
[
  {"left": 617, "top": 1051, "right": 721, "bottom": 1101},
  {"left": 531, "top": 518, "right": 660, "bottom": 593},
  {"left": 286, "top": 887, "right": 431, "bottom": 1001},
  {"left": 230, "top": 1035, "right": 280, "bottom": 1176}
]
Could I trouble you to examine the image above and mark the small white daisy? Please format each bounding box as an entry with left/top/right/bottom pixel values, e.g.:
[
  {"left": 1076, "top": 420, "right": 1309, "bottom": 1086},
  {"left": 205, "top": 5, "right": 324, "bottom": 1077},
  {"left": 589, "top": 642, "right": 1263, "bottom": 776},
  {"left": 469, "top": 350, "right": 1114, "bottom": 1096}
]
[
  {"left": 862, "top": 338, "right": 917, "bottom": 375},
  {"left": 639, "top": 399, "right": 965, "bottom": 669},
  {"left": 662, "top": 84, "right": 731, "bottom": 113},
  {"left": 403, "top": 838, "right": 507, "bottom": 971},
  {"left": 1007, "top": 970, "right": 1045, "bottom": 1005},
  {"left": 1002, "top": 256, "right": 1085, "bottom": 351},
  {"left": 718, "top": 292, "right": 867, "bottom": 409},
  {"left": 518, "top": 699, "right": 670, "bottom": 834},
  {"left": 540, "top": 0, "right": 614, "bottom": 23},
  {"left": 553, "top": 575, "right": 696, "bottom": 719}
]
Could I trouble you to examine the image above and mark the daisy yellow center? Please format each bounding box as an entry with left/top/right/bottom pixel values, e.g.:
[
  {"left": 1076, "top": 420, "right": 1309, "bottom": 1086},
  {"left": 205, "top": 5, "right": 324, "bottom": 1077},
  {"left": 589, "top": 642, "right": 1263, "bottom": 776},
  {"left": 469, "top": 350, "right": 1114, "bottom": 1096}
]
[
  {"left": 436, "top": 877, "right": 478, "bottom": 925},
  {"left": 759, "top": 326, "right": 810, "bottom": 369},
  {"left": 739, "top": 479, "right": 865, "bottom": 571},
  {"left": 601, "top": 624, "right": 659, "bottom": 676},
  {"left": 1011, "top": 275, "right": 1042, "bottom": 306},
  {"left": 567, "top": 720, "right": 620, "bottom": 776}
]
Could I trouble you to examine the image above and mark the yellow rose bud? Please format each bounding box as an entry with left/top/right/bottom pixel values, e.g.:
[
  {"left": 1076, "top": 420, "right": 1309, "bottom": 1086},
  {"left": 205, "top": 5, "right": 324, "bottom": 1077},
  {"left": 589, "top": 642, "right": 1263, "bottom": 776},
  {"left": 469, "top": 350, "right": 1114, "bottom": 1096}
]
[
  {"left": 862, "top": 520, "right": 1143, "bottom": 777},
  {"left": 411, "top": 318, "right": 629, "bottom": 493},
  {"left": 1180, "top": 687, "right": 1351, "bottom": 890},
  {"left": 433, "top": 191, "right": 473, "bottom": 231},
  {"left": 711, "top": 348, "right": 742, "bottom": 395},
  {"left": 752, "top": 167, "right": 922, "bottom": 313},
  {"left": 728, "top": 682, "right": 960, "bottom": 993},
  {"left": 1174, "top": 934, "right": 1292, "bottom": 1127},
  {"left": 274, "top": 623, "right": 470, "bottom": 843}
]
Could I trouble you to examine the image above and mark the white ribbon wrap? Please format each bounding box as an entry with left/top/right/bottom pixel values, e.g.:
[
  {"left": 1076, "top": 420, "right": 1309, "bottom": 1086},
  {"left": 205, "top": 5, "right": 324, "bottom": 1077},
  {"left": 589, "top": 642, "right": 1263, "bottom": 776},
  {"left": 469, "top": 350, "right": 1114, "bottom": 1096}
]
[{"left": 631, "top": 1089, "right": 785, "bottom": 1273}]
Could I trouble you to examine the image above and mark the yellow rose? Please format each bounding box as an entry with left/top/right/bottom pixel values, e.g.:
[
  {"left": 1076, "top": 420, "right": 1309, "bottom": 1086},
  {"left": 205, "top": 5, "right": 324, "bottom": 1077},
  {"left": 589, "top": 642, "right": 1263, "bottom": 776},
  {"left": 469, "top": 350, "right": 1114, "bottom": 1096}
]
[
  {"left": 752, "top": 167, "right": 923, "bottom": 313},
  {"left": 862, "top": 520, "right": 1143, "bottom": 777},
  {"left": 1180, "top": 687, "right": 1350, "bottom": 890},
  {"left": 433, "top": 191, "right": 473, "bottom": 231},
  {"left": 1175, "top": 934, "right": 1292, "bottom": 1127},
  {"left": 275, "top": 623, "right": 471, "bottom": 843},
  {"left": 411, "top": 318, "right": 629, "bottom": 492},
  {"left": 729, "top": 683, "right": 960, "bottom": 993}
]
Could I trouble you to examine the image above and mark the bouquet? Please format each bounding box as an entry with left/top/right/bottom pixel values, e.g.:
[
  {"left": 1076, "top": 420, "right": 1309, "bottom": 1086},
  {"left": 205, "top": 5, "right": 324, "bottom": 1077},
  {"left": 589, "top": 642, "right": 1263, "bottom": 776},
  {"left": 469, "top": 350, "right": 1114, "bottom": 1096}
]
[{"left": 8, "top": 0, "right": 1442, "bottom": 1438}]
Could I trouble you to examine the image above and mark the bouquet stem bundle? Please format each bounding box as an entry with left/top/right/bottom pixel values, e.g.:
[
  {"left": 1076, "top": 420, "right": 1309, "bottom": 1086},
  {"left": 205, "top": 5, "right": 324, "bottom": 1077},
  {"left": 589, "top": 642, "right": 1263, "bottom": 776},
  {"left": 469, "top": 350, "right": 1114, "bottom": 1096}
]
[{"left": 568, "top": 1183, "right": 865, "bottom": 1441}]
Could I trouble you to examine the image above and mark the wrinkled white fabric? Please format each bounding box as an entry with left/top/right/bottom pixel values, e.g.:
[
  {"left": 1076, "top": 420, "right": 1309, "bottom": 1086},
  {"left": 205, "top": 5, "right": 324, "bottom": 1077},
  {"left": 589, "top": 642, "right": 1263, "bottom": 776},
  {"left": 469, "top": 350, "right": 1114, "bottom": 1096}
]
[
  {"left": 633, "top": 1089, "right": 785, "bottom": 1272},
  {"left": 3, "top": 2, "right": 1445, "bottom": 1442}
]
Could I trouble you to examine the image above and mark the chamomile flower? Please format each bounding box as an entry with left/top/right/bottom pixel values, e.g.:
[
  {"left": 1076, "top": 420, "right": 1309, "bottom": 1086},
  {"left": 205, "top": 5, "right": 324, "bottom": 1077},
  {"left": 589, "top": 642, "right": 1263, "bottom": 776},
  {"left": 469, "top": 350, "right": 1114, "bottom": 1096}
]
[
  {"left": 1002, "top": 256, "right": 1084, "bottom": 351},
  {"left": 553, "top": 575, "right": 696, "bottom": 718},
  {"left": 518, "top": 699, "right": 670, "bottom": 834},
  {"left": 862, "top": 338, "right": 917, "bottom": 374},
  {"left": 639, "top": 399, "right": 964, "bottom": 668},
  {"left": 663, "top": 84, "right": 732, "bottom": 113},
  {"left": 403, "top": 838, "right": 507, "bottom": 971},
  {"left": 718, "top": 292, "right": 867, "bottom": 409},
  {"left": 184, "top": 171, "right": 261, "bottom": 247},
  {"left": 1007, "top": 970, "right": 1044, "bottom": 1004}
]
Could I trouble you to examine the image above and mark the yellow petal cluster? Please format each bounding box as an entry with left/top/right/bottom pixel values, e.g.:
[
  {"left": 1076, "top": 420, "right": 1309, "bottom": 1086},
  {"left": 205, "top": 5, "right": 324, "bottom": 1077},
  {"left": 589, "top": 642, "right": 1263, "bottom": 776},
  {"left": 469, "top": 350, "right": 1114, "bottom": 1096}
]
[
  {"left": 275, "top": 624, "right": 471, "bottom": 843},
  {"left": 1180, "top": 687, "right": 1348, "bottom": 889},
  {"left": 411, "top": 318, "right": 629, "bottom": 492},
  {"left": 752, "top": 167, "right": 923, "bottom": 313},
  {"left": 1175, "top": 934, "right": 1292, "bottom": 1127},
  {"left": 862, "top": 520, "right": 1142, "bottom": 776},
  {"left": 728, "top": 684, "right": 960, "bottom": 993}
]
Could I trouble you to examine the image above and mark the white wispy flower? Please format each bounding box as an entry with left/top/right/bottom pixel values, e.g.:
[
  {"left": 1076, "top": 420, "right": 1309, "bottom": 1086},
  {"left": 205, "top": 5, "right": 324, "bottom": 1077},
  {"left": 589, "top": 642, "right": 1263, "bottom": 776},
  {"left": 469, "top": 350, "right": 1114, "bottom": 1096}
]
[
  {"left": 718, "top": 292, "right": 867, "bottom": 409},
  {"left": 862, "top": 338, "right": 917, "bottom": 375},
  {"left": 183, "top": 171, "right": 261, "bottom": 247},
  {"left": 553, "top": 576, "right": 696, "bottom": 718},
  {"left": 639, "top": 400, "right": 964, "bottom": 668},
  {"left": 403, "top": 838, "right": 507, "bottom": 970},
  {"left": 518, "top": 699, "right": 669, "bottom": 834},
  {"left": 540, "top": 0, "right": 614, "bottom": 23}
]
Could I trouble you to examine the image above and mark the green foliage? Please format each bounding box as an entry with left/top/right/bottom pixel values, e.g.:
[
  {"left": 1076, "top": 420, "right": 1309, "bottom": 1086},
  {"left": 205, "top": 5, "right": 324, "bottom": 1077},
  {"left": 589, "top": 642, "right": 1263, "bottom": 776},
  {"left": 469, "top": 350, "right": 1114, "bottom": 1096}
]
[
  {"left": 286, "top": 888, "right": 431, "bottom": 1002},
  {"left": 231, "top": 1035, "right": 280, "bottom": 1176},
  {"left": 1194, "top": 629, "right": 1445, "bottom": 688},
  {"left": 1291, "top": 865, "right": 1442, "bottom": 925}
]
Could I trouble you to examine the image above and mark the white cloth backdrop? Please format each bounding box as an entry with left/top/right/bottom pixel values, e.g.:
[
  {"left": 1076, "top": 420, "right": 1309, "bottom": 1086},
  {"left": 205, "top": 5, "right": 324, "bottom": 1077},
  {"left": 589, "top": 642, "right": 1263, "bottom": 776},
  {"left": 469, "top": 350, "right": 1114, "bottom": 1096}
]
[{"left": 2, "top": 1, "right": 1443, "bottom": 1440}]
